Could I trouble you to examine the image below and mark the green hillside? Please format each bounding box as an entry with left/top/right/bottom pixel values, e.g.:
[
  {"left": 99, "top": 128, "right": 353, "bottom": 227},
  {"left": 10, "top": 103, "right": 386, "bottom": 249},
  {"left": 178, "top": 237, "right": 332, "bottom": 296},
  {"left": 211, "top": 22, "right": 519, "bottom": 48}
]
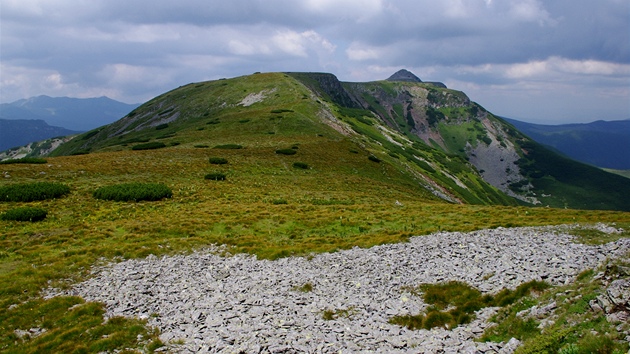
[{"left": 47, "top": 71, "right": 630, "bottom": 210}]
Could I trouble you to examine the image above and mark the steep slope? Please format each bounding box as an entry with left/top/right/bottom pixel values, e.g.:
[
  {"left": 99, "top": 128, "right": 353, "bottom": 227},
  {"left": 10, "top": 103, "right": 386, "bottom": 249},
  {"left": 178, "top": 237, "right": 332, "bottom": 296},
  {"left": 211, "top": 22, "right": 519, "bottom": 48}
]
[
  {"left": 289, "top": 72, "right": 630, "bottom": 211},
  {"left": 0, "top": 96, "right": 140, "bottom": 131},
  {"left": 503, "top": 118, "right": 630, "bottom": 170},
  {"left": 0, "top": 119, "right": 79, "bottom": 152},
  {"left": 47, "top": 71, "right": 630, "bottom": 211}
]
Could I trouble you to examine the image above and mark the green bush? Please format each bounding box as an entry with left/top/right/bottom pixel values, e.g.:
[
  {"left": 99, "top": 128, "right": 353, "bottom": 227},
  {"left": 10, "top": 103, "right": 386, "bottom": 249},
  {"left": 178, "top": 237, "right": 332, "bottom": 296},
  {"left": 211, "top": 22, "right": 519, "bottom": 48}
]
[
  {"left": 155, "top": 123, "right": 169, "bottom": 130},
  {"left": 293, "top": 162, "right": 309, "bottom": 169},
  {"left": 0, "top": 207, "right": 47, "bottom": 222},
  {"left": 209, "top": 157, "right": 228, "bottom": 165},
  {"left": 276, "top": 149, "right": 297, "bottom": 155},
  {"left": 368, "top": 155, "right": 381, "bottom": 163},
  {"left": 213, "top": 144, "right": 242, "bottom": 149},
  {"left": 205, "top": 173, "right": 226, "bottom": 181},
  {"left": 0, "top": 182, "right": 70, "bottom": 202},
  {"left": 132, "top": 142, "right": 166, "bottom": 150},
  {"left": 0, "top": 157, "right": 47, "bottom": 165},
  {"left": 93, "top": 183, "right": 172, "bottom": 202}
]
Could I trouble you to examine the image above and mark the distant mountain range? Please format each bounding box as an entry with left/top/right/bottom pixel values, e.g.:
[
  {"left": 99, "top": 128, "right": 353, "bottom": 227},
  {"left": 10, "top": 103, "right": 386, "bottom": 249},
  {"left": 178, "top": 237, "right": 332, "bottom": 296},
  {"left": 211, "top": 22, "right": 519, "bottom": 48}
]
[
  {"left": 503, "top": 118, "right": 630, "bottom": 170},
  {"left": 0, "top": 119, "right": 79, "bottom": 152},
  {"left": 0, "top": 95, "right": 139, "bottom": 132},
  {"left": 0, "top": 95, "right": 139, "bottom": 152}
]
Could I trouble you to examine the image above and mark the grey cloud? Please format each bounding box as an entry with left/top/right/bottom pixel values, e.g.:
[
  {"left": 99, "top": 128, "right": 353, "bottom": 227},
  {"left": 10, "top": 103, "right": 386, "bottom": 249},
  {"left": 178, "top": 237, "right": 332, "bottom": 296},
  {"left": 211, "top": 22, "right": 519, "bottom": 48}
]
[{"left": 1, "top": 0, "right": 628, "bottom": 123}]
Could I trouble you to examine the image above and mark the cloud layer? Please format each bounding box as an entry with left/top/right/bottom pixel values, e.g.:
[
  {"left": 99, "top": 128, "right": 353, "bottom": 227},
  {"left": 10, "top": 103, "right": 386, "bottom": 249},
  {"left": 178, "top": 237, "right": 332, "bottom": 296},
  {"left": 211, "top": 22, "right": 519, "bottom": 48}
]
[{"left": 1, "top": 0, "right": 629, "bottom": 123}]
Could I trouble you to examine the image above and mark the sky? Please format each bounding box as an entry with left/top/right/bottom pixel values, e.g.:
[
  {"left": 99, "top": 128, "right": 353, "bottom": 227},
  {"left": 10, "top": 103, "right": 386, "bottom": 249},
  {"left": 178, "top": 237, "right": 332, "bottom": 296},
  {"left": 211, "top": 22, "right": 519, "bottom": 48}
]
[{"left": 1, "top": 0, "right": 629, "bottom": 124}]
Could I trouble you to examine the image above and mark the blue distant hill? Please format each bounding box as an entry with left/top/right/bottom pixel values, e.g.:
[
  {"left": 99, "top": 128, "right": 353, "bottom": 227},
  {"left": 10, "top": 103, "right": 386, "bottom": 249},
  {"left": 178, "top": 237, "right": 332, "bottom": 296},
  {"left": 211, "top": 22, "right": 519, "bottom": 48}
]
[
  {"left": 0, "top": 95, "right": 140, "bottom": 132},
  {"left": 502, "top": 118, "right": 630, "bottom": 170},
  {"left": 0, "top": 119, "right": 80, "bottom": 152}
]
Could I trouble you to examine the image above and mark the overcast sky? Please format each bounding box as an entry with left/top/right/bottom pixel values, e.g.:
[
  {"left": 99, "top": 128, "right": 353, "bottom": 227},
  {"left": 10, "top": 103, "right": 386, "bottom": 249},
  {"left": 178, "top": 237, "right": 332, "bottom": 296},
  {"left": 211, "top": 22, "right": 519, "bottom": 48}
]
[{"left": 1, "top": 0, "right": 629, "bottom": 124}]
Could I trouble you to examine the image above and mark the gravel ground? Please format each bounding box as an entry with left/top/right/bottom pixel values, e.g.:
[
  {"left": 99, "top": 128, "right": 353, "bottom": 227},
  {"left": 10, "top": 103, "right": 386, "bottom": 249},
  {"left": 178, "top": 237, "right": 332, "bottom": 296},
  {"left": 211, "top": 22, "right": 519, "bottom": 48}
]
[{"left": 50, "top": 224, "right": 629, "bottom": 353}]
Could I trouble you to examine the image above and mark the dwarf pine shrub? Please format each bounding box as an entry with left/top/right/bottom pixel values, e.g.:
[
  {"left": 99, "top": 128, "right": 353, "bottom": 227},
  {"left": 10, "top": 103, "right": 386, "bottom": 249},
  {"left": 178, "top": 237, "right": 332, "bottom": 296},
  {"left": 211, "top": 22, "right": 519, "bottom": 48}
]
[
  {"left": 293, "top": 162, "right": 309, "bottom": 169},
  {"left": 132, "top": 142, "right": 166, "bottom": 150},
  {"left": 368, "top": 155, "right": 381, "bottom": 163},
  {"left": 93, "top": 183, "right": 172, "bottom": 202},
  {"left": 213, "top": 144, "right": 242, "bottom": 149},
  {"left": 209, "top": 157, "right": 228, "bottom": 165},
  {"left": 0, "top": 182, "right": 70, "bottom": 202},
  {"left": 0, "top": 157, "right": 47, "bottom": 164},
  {"left": 0, "top": 207, "right": 47, "bottom": 222},
  {"left": 204, "top": 173, "right": 226, "bottom": 181},
  {"left": 276, "top": 149, "right": 297, "bottom": 155}
]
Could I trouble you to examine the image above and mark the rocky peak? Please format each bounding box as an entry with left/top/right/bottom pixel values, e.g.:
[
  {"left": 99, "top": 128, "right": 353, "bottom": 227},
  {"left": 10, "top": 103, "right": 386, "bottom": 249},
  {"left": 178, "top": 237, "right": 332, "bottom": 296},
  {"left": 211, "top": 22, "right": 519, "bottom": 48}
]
[{"left": 386, "top": 69, "right": 422, "bottom": 82}]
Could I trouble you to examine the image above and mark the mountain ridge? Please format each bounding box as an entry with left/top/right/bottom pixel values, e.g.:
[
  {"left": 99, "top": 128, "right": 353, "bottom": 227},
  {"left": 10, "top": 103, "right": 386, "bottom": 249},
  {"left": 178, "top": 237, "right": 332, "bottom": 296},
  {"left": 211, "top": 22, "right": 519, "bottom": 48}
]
[
  {"left": 503, "top": 117, "right": 630, "bottom": 170},
  {"left": 28, "top": 71, "right": 630, "bottom": 211},
  {"left": 0, "top": 118, "right": 79, "bottom": 152}
]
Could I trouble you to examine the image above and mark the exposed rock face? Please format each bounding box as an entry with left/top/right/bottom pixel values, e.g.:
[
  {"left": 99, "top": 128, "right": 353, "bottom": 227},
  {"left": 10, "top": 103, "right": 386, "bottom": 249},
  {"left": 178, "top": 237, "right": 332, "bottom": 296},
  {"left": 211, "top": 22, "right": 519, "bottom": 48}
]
[
  {"left": 48, "top": 226, "right": 630, "bottom": 353},
  {"left": 590, "top": 263, "right": 630, "bottom": 328},
  {"left": 387, "top": 69, "right": 423, "bottom": 83}
]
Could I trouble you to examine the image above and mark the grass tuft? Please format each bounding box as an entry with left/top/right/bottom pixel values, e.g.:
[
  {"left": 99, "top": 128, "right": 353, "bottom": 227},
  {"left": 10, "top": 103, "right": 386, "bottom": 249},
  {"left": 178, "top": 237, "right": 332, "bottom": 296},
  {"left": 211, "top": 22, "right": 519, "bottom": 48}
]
[
  {"left": 204, "top": 173, "right": 226, "bottom": 181},
  {"left": 391, "top": 280, "right": 550, "bottom": 331}
]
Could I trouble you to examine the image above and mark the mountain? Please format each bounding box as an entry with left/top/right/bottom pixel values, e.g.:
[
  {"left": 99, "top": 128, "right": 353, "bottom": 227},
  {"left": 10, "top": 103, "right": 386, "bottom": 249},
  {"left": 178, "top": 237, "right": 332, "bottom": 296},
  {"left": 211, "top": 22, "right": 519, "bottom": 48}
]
[
  {"left": 46, "top": 71, "right": 630, "bottom": 211},
  {"left": 503, "top": 118, "right": 630, "bottom": 170},
  {"left": 387, "top": 69, "right": 447, "bottom": 88},
  {"left": 0, "top": 95, "right": 140, "bottom": 131},
  {"left": 0, "top": 118, "right": 79, "bottom": 152}
]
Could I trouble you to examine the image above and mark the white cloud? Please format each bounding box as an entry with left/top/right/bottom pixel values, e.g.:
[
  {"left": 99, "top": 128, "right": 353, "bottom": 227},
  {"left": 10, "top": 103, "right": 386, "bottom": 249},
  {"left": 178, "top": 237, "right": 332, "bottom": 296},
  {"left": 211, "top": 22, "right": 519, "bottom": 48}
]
[
  {"left": 504, "top": 57, "right": 630, "bottom": 79},
  {"left": 508, "top": 0, "right": 555, "bottom": 25},
  {"left": 346, "top": 43, "right": 381, "bottom": 61},
  {"left": 304, "top": 0, "right": 383, "bottom": 21},
  {"left": 272, "top": 30, "right": 335, "bottom": 57}
]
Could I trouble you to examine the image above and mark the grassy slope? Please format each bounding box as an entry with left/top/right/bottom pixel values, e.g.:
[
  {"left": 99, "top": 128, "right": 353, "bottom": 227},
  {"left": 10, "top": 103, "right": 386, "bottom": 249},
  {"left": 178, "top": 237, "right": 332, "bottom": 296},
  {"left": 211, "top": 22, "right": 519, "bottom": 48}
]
[{"left": 2, "top": 73, "right": 630, "bottom": 352}]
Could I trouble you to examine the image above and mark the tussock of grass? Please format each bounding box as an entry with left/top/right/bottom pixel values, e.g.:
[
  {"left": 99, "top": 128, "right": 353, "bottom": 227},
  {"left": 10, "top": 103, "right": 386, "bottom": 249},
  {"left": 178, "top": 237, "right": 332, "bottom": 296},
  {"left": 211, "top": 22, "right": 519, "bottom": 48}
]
[
  {"left": 390, "top": 280, "right": 550, "bottom": 331},
  {"left": 204, "top": 173, "right": 226, "bottom": 181},
  {"left": 293, "top": 283, "right": 313, "bottom": 293}
]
